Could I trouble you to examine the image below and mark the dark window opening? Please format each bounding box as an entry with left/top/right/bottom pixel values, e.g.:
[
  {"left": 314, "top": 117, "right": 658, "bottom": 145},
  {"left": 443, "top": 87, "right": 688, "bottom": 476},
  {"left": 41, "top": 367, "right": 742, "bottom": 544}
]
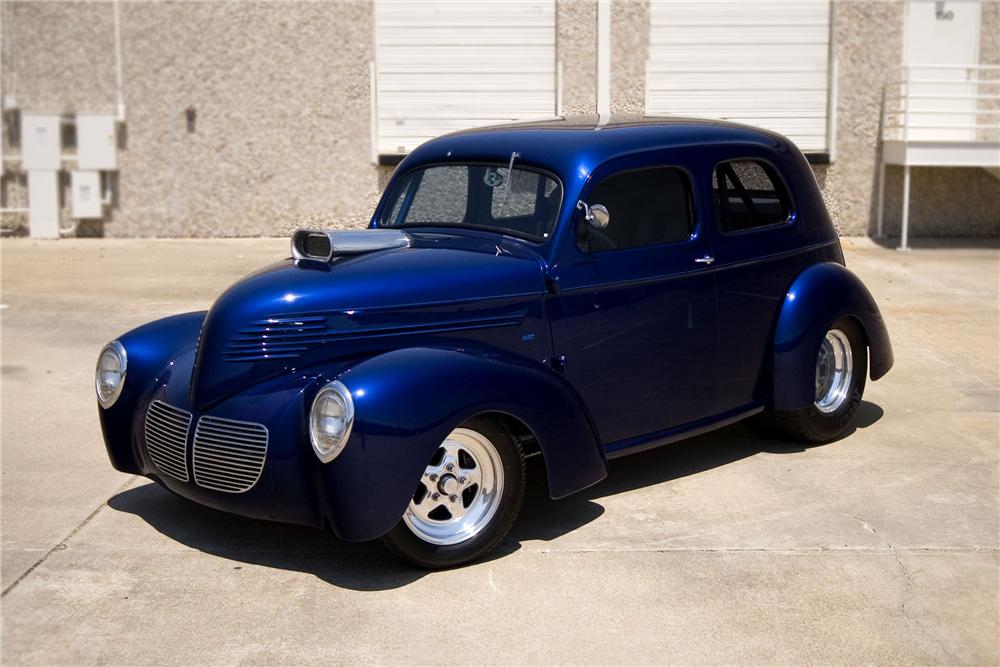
[
  {"left": 713, "top": 160, "right": 791, "bottom": 233},
  {"left": 577, "top": 167, "right": 694, "bottom": 253}
]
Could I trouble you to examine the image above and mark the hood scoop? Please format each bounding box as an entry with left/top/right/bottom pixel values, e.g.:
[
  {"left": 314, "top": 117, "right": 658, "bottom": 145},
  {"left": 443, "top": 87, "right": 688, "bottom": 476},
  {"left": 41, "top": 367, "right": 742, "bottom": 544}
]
[{"left": 291, "top": 229, "right": 411, "bottom": 262}]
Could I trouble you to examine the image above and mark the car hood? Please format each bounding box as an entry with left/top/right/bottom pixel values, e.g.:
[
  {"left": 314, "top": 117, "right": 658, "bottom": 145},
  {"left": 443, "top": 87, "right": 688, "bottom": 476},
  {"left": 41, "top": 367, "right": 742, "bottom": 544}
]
[{"left": 191, "top": 231, "right": 547, "bottom": 408}]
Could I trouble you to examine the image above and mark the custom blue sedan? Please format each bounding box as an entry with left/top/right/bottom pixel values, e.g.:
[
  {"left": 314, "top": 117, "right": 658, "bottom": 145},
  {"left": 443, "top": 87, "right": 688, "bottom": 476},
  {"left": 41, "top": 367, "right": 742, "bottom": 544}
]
[{"left": 97, "top": 115, "right": 893, "bottom": 568}]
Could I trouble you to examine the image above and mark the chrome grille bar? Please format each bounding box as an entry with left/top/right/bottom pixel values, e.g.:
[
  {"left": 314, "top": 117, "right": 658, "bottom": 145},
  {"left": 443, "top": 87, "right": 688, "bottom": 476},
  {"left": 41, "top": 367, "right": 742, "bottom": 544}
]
[
  {"left": 192, "top": 415, "right": 268, "bottom": 493},
  {"left": 144, "top": 400, "right": 192, "bottom": 482}
]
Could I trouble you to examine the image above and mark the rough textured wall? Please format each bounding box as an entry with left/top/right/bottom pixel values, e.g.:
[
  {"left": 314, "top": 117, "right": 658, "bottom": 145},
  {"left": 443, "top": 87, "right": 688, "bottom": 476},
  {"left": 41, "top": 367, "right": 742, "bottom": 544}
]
[
  {"left": 610, "top": 0, "right": 648, "bottom": 113},
  {"left": 557, "top": 0, "right": 597, "bottom": 114},
  {"left": 0, "top": 2, "right": 116, "bottom": 112},
  {"left": 977, "top": 0, "right": 999, "bottom": 143},
  {"left": 814, "top": 0, "right": 906, "bottom": 236},
  {"left": 983, "top": 1, "right": 999, "bottom": 63},
  {"left": 2, "top": 0, "right": 379, "bottom": 237}
]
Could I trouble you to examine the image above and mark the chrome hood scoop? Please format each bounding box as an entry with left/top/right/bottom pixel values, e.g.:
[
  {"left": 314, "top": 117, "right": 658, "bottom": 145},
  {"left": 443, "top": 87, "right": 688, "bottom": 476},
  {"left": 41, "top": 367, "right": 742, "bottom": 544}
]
[{"left": 291, "top": 229, "right": 411, "bottom": 262}]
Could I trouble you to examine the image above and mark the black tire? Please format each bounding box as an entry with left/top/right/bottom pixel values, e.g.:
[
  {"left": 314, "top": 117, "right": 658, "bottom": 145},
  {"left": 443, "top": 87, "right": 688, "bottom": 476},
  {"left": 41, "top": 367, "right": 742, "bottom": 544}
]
[
  {"left": 382, "top": 416, "right": 526, "bottom": 569},
  {"left": 766, "top": 317, "right": 868, "bottom": 443}
]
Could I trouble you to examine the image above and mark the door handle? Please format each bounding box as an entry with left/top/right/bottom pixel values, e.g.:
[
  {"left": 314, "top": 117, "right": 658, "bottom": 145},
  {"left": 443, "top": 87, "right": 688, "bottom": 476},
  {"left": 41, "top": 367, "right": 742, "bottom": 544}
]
[{"left": 695, "top": 255, "right": 715, "bottom": 265}]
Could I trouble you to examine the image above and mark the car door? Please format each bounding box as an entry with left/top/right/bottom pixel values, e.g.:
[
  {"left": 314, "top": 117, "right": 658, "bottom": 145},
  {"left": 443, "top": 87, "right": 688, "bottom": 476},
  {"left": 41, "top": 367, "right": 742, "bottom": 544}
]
[
  {"left": 707, "top": 155, "right": 817, "bottom": 413},
  {"left": 547, "top": 152, "right": 718, "bottom": 449}
]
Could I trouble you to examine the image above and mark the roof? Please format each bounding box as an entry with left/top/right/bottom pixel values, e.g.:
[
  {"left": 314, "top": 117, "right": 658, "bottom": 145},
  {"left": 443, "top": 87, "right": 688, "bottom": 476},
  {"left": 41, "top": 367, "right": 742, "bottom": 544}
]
[{"left": 401, "top": 114, "right": 795, "bottom": 179}]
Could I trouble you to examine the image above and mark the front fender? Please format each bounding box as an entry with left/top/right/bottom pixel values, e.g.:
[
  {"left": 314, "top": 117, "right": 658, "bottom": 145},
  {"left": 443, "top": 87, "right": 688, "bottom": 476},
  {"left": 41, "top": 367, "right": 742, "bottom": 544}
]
[
  {"left": 773, "top": 262, "right": 893, "bottom": 411},
  {"left": 99, "top": 311, "right": 207, "bottom": 474},
  {"left": 321, "top": 347, "right": 607, "bottom": 542}
]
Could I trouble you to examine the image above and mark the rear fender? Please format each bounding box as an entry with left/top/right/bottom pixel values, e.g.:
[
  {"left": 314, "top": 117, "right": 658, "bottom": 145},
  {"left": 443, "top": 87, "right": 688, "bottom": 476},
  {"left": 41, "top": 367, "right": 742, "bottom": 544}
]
[
  {"left": 772, "top": 262, "right": 893, "bottom": 411},
  {"left": 319, "top": 347, "right": 607, "bottom": 541}
]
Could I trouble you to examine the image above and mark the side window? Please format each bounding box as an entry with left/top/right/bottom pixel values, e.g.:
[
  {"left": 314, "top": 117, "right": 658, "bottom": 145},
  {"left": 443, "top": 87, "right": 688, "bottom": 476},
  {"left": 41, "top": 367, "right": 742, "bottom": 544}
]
[
  {"left": 405, "top": 166, "right": 468, "bottom": 224},
  {"left": 713, "top": 160, "right": 791, "bottom": 233},
  {"left": 578, "top": 167, "right": 694, "bottom": 253},
  {"left": 384, "top": 177, "right": 412, "bottom": 226}
]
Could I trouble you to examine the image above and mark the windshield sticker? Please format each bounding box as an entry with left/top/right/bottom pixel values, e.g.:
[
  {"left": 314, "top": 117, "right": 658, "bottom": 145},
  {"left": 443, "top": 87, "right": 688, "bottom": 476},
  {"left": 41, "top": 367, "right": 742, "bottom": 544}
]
[{"left": 483, "top": 169, "right": 505, "bottom": 188}]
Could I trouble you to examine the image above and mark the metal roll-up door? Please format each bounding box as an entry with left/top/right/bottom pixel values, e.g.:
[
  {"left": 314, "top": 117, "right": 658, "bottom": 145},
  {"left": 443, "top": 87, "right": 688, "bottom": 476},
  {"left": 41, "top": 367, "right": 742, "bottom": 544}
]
[
  {"left": 374, "top": 0, "right": 557, "bottom": 160},
  {"left": 646, "top": 0, "right": 832, "bottom": 154}
]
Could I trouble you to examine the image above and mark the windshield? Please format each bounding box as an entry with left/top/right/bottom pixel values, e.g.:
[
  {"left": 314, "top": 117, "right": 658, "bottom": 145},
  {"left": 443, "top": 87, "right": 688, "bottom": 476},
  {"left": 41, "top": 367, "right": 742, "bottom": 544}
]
[{"left": 379, "top": 164, "right": 563, "bottom": 241}]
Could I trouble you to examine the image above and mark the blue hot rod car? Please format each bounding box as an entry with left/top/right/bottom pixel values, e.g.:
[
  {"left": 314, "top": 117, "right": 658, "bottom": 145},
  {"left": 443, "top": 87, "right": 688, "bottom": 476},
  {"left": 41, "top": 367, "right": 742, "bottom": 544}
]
[{"left": 97, "top": 115, "right": 893, "bottom": 568}]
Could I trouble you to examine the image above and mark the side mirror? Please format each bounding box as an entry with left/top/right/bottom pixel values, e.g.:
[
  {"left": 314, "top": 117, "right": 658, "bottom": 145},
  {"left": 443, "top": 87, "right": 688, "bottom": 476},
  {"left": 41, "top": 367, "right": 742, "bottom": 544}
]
[{"left": 577, "top": 201, "right": 611, "bottom": 229}]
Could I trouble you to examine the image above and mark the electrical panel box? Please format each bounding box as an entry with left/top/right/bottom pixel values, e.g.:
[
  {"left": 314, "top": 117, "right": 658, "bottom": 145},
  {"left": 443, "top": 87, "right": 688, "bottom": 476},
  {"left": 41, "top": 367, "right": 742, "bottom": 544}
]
[
  {"left": 21, "top": 114, "right": 62, "bottom": 171},
  {"left": 76, "top": 114, "right": 118, "bottom": 170},
  {"left": 71, "top": 170, "right": 103, "bottom": 219},
  {"left": 28, "top": 170, "right": 60, "bottom": 239}
]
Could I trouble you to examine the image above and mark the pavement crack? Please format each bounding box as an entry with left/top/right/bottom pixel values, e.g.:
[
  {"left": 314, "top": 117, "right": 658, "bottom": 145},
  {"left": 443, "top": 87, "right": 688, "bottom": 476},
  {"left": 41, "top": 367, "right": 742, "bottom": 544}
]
[
  {"left": 892, "top": 543, "right": 913, "bottom": 616},
  {"left": 1, "top": 476, "right": 137, "bottom": 598},
  {"left": 521, "top": 546, "right": 998, "bottom": 554}
]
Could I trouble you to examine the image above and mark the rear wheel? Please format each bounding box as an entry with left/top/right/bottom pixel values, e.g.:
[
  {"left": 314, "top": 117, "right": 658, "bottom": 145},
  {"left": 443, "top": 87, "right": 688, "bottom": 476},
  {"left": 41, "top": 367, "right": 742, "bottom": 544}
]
[
  {"left": 767, "top": 317, "right": 867, "bottom": 443},
  {"left": 382, "top": 416, "right": 525, "bottom": 569}
]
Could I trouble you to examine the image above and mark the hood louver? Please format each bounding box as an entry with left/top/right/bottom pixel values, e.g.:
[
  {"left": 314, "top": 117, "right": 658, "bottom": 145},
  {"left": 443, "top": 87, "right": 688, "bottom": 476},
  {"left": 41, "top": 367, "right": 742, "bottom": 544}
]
[{"left": 291, "top": 229, "right": 411, "bottom": 262}]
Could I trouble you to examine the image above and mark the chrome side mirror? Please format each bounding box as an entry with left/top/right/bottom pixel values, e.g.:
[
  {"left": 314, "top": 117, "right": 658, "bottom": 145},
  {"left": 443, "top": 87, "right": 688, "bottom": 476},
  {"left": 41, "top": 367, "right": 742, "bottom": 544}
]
[{"left": 577, "top": 201, "right": 611, "bottom": 229}]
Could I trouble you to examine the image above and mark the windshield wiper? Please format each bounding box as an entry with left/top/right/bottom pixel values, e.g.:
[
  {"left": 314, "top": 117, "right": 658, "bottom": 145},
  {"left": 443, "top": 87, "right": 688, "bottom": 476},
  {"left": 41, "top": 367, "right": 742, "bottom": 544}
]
[
  {"left": 400, "top": 222, "right": 541, "bottom": 243},
  {"left": 496, "top": 151, "right": 520, "bottom": 218}
]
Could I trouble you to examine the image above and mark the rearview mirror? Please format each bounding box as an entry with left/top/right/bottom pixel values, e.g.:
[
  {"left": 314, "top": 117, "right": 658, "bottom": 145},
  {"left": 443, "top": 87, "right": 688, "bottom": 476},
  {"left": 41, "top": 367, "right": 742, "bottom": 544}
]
[{"left": 577, "top": 201, "right": 611, "bottom": 229}]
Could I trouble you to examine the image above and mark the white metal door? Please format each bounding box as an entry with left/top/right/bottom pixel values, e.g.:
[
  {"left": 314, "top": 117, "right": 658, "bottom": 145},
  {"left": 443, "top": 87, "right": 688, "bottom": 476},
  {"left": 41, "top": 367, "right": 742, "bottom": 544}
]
[
  {"left": 645, "top": 0, "right": 832, "bottom": 153},
  {"left": 374, "top": 0, "right": 557, "bottom": 158},
  {"left": 902, "top": 0, "right": 982, "bottom": 141}
]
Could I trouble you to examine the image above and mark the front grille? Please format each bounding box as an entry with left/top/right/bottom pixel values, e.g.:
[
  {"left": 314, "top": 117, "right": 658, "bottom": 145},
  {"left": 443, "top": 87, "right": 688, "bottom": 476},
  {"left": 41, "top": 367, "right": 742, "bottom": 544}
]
[
  {"left": 144, "top": 400, "right": 192, "bottom": 482},
  {"left": 192, "top": 416, "right": 268, "bottom": 493}
]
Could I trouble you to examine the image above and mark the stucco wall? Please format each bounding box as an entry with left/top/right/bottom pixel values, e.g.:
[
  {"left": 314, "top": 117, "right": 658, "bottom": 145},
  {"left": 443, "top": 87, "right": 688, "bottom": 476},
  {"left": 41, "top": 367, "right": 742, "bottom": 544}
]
[
  {"left": 817, "top": 0, "right": 907, "bottom": 236},
  {"left": 1, "top": 0, "right": 997, "bottom": 238},
  {"left": 2, "top": 0, "right": 379, "bottom": 237},
  {"left": 557, "top": 0, "right": 598, "bottom": 115},
  {"left": 610, "top": 0, "right": 648, "bottom": 113}
]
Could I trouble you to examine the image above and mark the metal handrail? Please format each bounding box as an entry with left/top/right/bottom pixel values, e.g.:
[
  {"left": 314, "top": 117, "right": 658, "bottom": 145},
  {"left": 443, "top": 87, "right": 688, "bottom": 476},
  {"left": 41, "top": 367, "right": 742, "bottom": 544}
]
[
  {"left": 881, "top": 63, "right": 1000, "bottom": 143},
  {"left": 876, "top": 64, "right": 999, "bottom": 250},
  {"left": 887, "top": 63, "right": 1000, "bottom": 70}
]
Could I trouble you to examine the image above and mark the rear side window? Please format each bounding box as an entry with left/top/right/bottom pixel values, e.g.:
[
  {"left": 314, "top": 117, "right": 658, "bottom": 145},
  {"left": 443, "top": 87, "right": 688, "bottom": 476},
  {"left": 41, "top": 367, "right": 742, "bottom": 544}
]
[
  {"left": 713, "top": 160, "right": 791, "bottom": 233},
  {"left": 578, "top": 167, "right": 694, "bottom": 252}
]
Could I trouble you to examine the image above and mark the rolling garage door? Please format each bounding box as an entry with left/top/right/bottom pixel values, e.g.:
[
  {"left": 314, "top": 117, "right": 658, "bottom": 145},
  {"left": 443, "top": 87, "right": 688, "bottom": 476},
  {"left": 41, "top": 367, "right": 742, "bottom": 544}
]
[
  {"left": 646, "top": 0, "right": 832, "bottom": 154},
  {"left": 374, "top": 0, "right": 557, "bottom": 160}
]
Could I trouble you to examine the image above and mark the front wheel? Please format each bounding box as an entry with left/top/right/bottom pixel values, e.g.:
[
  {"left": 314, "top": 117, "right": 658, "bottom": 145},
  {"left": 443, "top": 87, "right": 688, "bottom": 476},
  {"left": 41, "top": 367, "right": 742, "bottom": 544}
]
[
  {"left": 382, "top": 416, "right": 525, "bottom": 569},
  {"left": 767, "top": 317, "right": 868, "bottom": 443}
]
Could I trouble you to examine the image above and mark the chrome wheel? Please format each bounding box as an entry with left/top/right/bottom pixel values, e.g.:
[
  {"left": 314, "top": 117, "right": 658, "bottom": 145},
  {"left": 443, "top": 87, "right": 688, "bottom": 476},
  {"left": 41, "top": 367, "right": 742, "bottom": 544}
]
[
  {"left": 815, "top": 328, "right": 854, "bottom": 413},
  {"left": 403, "top": 427, "right": 505, "bottom": 546}
]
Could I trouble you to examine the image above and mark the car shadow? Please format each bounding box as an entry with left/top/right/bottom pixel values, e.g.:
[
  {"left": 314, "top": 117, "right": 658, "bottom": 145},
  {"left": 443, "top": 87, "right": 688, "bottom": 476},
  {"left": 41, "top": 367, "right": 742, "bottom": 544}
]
[{"left": 107, "top": 401, "right": 883, "bottom": 590}]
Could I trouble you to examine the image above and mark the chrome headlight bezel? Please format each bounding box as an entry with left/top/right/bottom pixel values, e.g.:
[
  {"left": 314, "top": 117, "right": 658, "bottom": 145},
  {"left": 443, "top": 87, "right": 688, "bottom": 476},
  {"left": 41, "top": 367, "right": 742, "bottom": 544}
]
[
  {"left": 95, "top": 340, "right": 127, "bottom": 409},
  {"left": 309, "top": 380, "right": 355, "bottom": 463}
]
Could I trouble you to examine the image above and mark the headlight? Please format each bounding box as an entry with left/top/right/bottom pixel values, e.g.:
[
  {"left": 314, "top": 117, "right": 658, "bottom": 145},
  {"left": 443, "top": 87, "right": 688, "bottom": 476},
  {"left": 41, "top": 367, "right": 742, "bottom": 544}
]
[
  {"left": 309, "top": 380, "right": 354, "bottom": 463},
  {"left": 95, "top": 340, "right": 127, "bottom": 409}
]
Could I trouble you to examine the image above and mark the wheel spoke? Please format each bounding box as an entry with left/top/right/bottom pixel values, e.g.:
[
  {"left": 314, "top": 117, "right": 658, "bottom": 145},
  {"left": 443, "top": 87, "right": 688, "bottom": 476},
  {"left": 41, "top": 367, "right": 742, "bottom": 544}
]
[
  {"left": 458, "top": 461, "right": 481, "bottom": 489},
  {"left": 441, "top": 440, "right": 463, "bottom": 468},
  {"left": 409, "top": 496, "right": 440, "bottom": 523},
  {"left": 447, "top": 494, "right": 467, "bottom": 520}
]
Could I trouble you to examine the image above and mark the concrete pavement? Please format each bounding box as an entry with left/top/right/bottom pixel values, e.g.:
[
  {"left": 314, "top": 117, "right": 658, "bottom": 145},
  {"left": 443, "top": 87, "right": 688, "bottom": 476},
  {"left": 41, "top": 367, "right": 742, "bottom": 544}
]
[{"left": 1, "top": 237, "right": 997, "bottom": 664}]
